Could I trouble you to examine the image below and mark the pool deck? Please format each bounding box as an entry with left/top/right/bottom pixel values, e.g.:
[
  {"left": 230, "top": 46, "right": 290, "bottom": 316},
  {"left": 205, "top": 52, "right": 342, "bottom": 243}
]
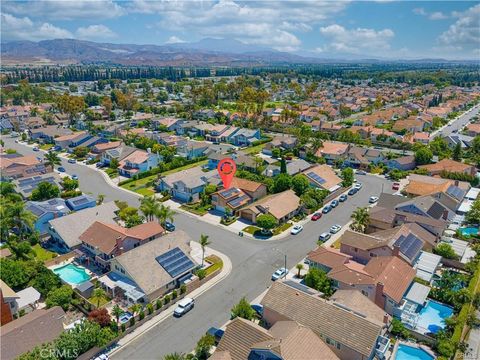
[{"left": 390, "top": 341, "right": 436, "bottom": 359}]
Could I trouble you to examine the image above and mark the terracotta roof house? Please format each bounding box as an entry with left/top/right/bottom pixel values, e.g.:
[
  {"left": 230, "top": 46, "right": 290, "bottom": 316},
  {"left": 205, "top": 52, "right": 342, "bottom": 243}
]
[
  {"left": 419, "top": 159, "right": 477, "bottom": 177},
  {"left": 212, "top": 177, "right": 267, "bottom": 214},
  {"left": 307, "top": 247, "right": 416, "bottom": 316},
  {"left": 54, "top": 131, "right": 90, "bottom": 150},
  {"left": 261, "top": 281, "right": 388, "bottom": 360},
  {"left": 238, "top": 189, "right": 301, "bottom": 224},
  {"left": 466, "top": 123, "right": 480, "bottom": 137},
  {"left": 91, "top": 141, "right": 122, "bottom": 154},
  {"left": 0, "top": 155, "right": 49, "bottom": 180},
  {"left": 211, "top": 317, "right": 339, "bottom": 360},
  {"left": 118, "top": 149, "right": 161, "bottom": 178},
  {"left": 404, "top": 174, "right": 470, "bottom": 198},
  {"left": 104, "top": 230, "right": 197, "bottom": 302},
  {"left": 80, "top": 221, "right": 165, "bottom": 270},
  {"left": 345, "top": 146, "right": 384, "bottom": 169},
  {"left": 101, "top": 144, "right": 137, "bottom": 165},
  {"left": 315, "top": 141, "right": 349, "bottom": 163},
  {"left": 302, "top": 164, "right": 343, "bottom": 192},
  {"left": 1, "top": 306, "right": 65, "bottom": 360}
]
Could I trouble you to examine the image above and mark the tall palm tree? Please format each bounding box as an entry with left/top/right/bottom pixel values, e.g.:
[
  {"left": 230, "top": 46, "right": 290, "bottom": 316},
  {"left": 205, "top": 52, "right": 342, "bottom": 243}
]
[
  {"left": 92, "top": 287, "right": 106, "bottom": 308},
  {"left": 199, "top": 234, "right": 211, "bottom": 267},
  {"left": 296, "top": 263, "right": 304, "bottom": 278},
  {"left": 129, "top": 303, "right": 142, "bottom": 318},
  {"left": 350, "top": 207, "right": 370, "bottom": 233},
  {"left": 44, "top": 151, "right": 61, "bottom": 171},
  {"left": 140, "top": 196, "right": 158, "bottom": 221},
  {"left": 7, "top": 202, "right": 36, "bottom": 241},
  {"left": 156, "top": 204, "right": 175, "bottom": 227},
  {"left": 96, "top": 194, "right": 105, "bottom": 205},
  {"left": 112, "top": 304, "right": 123, "bottom": 325}
]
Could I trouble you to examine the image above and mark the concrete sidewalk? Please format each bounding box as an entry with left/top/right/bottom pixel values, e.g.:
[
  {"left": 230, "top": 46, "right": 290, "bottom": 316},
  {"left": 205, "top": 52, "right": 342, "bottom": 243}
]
[{"left": 107, "top": 246, "right": 232, "bottom": 358}]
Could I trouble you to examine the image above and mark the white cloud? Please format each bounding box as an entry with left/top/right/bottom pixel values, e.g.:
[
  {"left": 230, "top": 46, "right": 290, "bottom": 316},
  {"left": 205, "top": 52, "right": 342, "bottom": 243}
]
[
  {"left": 319, "top": 24, "right": 394, "bottom": 54},
  {"left": 129, "top": 0, "right": 347, "bottom": 52},
  {"left": 76, "top": 25, "right": 117, "bottom": 40},
  {"left": 3, "top": 0, "right": 126, "bottom": 20},
  {"left": 165, "top": 36, "right": 186, "bottom": 44},
  {"left": 1, "top": 13, "right": 73, "bottom": 41},
  {"left": 413, "top": 8, "right": 427, "bottom": 16},
  {"left": 413, "top": 7, "right": 449, "bottom": 20},
  {"left": 439, "top": 4, "right": 480, "bottom": 46}
]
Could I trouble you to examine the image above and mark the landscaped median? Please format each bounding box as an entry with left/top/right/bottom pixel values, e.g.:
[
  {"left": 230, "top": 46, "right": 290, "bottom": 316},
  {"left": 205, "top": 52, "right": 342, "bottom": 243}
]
[{"left": 242, "top": 222, "right": 293, "bottom": 238}]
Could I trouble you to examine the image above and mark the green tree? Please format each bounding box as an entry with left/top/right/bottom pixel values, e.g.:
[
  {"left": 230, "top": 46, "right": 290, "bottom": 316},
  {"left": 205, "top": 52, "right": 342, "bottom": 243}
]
[
  {"left": 61, "top": 177, "right": 79, "bottom": 191},
  {"left": 31, "top": 266, "right": 62, "bottom": 297},
  {"left": 119, "top": 206, "right": 139, "bottom": 220},
  {"left": 341, "top": 167, "right": 354, "bottom": 187},
  {"left": 163, "top": 353, "right": 186, "bottom": 360},
  {"left": 46, "top": 285, "right": 73, "bottom": 310},
  {"left": 231, "top": 297, "right": 256, "bottom": 320},
  {"left": 291, "top": 174, "right": 309, "bottom": 196},
  {"left": 195, "top": 334, "right": 215, "bottom": 360},
  {"left": 256, "top": 214, "right": 277, "bottom": 233},
  {"left": 125, "top": 214, "right": 144, "bottom": 228},
  {"left": 97, "top": 194, "right": 105, "bottom": 205},
  {"left": 140, "top": 196, "right": 159, "bottom": 221},
  {"left": 129, "top": 303, "right": 142, "bottom": 318},
  {"left": 9, "top": 241, "right": 34, "bottom": 260},
  {"left": 273, "top": 173, "right": 292, "bottom": 193},
  {"left": 109, "top": 158, "right": 119, "bottom": 169},
  {"left": 92, "top": 287, "right": 106, "bottom": 308},
  {"left": 112, "top": 304, "right": 123, "bottom": 325},
  {"left": 271, "top": 148, "right": 281, "bottom": 158},
  {"left": 350, "top": 207, "right": 370, "bottom": 233},
  {"left": 6, "top": 202, "right": 36, "bottom": 240},
  {"left": 434, "top": 243, "right": 458, "bottom": 260},
  {"left": 296, "top": 263, "right": 304, "bottom": 278},
  {"left": 466, "top": 198, "right": 480, "bottom": 224},
  {"left": 414, "top": 146, "right": 433, "bottom": 165},
  {"left": 156, "top": 204, "right": 176, "bottom": 227},
  {"left": 199, "top": 234, "right": 210, "bottom": 267},
  {"left": 30, "top": 181, "right": 60, "bottom": 201},
  {"left": 280, "top": 157, "right": 287, "bottom": 174},
  {"left": 73, "top": 146, "right": 89, "bottom": 158},
  {"left": 304, "top": 267, "right": 333, "bottom": 296},
  {"left": 0, "top": 259, "right": 30, "bottom": 288},
  {"left": 452, "top": 142, "right": 463, "bottom": 161},
  {"left": 43, "top": 151, "right": 61, "bottom": 170},
  {"left": 390, "top": 318, "right": 409, "bottom": 338}
]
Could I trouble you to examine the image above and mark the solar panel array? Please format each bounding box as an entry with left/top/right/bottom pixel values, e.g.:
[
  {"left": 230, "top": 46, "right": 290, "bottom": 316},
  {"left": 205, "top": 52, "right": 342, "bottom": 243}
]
[
  {"left": 427, "top": 202, "right": 446, "bottom": 219},
  {"left": 446, "top": 185, "right": 465, "bottom": 200},
  {"left": 155, "top": 247, "right": 195, "bottom": 278},
  {"left": 306, "top": 171, "right": 326, "bottom": 184},
  {"left": 394, "top": 234, "right": 423, "bottom": 260},
  {"left": 220, "top": 187, "right": 240, "bottom": 198},
  {"left": 27, "top": 204, "right": 45, "bottom": 217},
  {"left": 72, "top": 197, "right": 89, "bottom": 206},
  {"left": 228, "top": 194, "right": 250, "bottom": 208},
  {"left": 18, "top": 176, "right": 57, "bottom": 194}
]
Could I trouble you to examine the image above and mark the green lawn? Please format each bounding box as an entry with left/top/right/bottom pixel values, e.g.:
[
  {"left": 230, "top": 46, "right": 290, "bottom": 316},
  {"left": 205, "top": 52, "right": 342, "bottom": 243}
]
[
  {"left": 273, "top": 222, "right": 292, "bottom": 235},
  {"left": 180, "top": 204, "right": 211, "bottom": 216},
  {"left": 136, "top": 188, "right": 155, "bottom": 196},
  {"left": 32, "top": 244, "right": 57, "bottom": 262},
  {"left": 242, "top": 226, "right": 261, "bottom": 234},
  {"left": 205, "top": 255, "right": 223, "bottom": 276},
  {"left": 162, "top": 159, "right": 208, "bottom": 176},
  {"left": 40, "top": 144, "right": 54, "bottom": 150},
  {"left": 243, "top": 144, "right": 266, "bottom": 155},
  {"left": 105, "top": 168, "right": 118, "bottom": 178},
  {"left": 89, "top": 294, "right": 111, "bottom": 308}
]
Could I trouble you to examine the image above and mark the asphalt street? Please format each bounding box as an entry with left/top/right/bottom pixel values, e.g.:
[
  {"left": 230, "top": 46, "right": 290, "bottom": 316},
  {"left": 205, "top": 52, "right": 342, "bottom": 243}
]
[
  {"left": 3, "top": 137, "right": 393, "bottom": 359},
  {"left": 431, "top": 104, "right": 480, "bottom": 138}
]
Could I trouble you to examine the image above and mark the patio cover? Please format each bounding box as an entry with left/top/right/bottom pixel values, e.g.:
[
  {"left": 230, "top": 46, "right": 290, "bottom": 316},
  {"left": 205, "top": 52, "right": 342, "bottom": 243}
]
[
  {"left": 414, "top": 251, "right": 441, "bottom": 282},
  {"left": 15, "top": 287, "right": 40, "bottom": 310},
  {"left": 404, "top": 282, "right": 430, "bottom": 306},
  {"left": 99, "top": 272, "right": 145, "bottom": 301}
]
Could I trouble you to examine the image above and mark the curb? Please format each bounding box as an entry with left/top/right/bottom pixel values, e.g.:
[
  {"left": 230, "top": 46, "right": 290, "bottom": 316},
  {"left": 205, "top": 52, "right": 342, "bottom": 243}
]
[{"left": 107, "top": 247, "right": 232, "bottom": 358}]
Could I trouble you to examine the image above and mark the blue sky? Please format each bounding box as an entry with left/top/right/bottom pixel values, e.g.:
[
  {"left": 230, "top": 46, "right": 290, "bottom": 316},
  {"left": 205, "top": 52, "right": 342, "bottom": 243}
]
[{"left": 1, "top": 1, "right": 479, "bottom": 59}]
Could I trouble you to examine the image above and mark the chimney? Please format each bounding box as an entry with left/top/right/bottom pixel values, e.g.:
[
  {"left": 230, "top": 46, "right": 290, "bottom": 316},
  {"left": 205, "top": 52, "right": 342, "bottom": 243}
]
[
  {"left": 375, "top": 282, "right": 385, "bottom": 309},
  {"left": 442, "top": 209, "right": 449, "bottom": 220},
  {"left": 455, "top": 180, "right": 459, "bottom": 186},
  {"left": 383, "top": 313, "right": 390, "bottom": 325},
  {"left": 147, "top": 147, "right": 151, "bottom": 154},
  {"left": 392, "top": 244, "right": 401, "bottom": 257},
  {"left": 115, "top": 236, "right": 123, "bottom": 254}
]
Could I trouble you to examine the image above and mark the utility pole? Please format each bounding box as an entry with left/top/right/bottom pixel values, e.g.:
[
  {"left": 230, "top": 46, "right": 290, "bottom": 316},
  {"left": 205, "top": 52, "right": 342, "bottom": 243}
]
[{"left": 284, "top": 254, "right": 287, "bottom": 279}]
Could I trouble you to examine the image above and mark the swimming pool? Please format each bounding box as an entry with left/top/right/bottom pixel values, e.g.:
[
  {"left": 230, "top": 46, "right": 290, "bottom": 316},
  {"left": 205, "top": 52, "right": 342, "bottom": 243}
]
[
  {"left": 395, "top": 344, "right": 434, "bottom": 360},
  {"left": 119, "top": 312, "right": 133, "bottom": 324},
  {"left": 416, "top": 300, "right": 454, "bottom": 334},
  {"left": 53, "top": 263, "right": 91, "bottom": 285},
  {"left": 460, "top": 227, "right": 479, "bottom": 237}
]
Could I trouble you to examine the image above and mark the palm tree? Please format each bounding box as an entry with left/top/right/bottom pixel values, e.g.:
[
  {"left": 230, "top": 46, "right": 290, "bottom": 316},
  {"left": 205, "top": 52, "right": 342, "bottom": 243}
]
[
  {"left": 129, "top": 303, "right": 142, "bottom": 318},
  {"left": 156, "top": 204, "right": 175, "bottom": 227},
  {"left": 44, "top": 151, "right": 61, "bottom": 171},
  {"left": 199, "top": 234, "right": 211, "bottom": 267},
  {"left": 112, "top": 304, "right": 123, "bottom": 325},
  {"left": 140, "top": 196, "right": 158, "bottom": 221},
  {"left": 96, "top": 194, "right": 105, "bottom": 205},
  {"left": 92, "top": 287, "right": 106, "bottom": 308},
  {"left": 7, "top": 202, "right": 36, "bottom": 241},
  {"left": 296, "top": 263, "right": 304, "bottom": 278},
  {"left": 350, "top": 207, "right": 370, "bottom": 233},
  {"left": 163, "top": 353, "right": 186, "bottom": 360}
]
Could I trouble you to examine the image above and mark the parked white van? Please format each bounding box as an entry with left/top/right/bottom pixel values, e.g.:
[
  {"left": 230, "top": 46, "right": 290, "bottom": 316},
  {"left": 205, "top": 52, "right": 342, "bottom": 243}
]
[{"left": 174, "top": 297, "right": 195, "bottom": 317}]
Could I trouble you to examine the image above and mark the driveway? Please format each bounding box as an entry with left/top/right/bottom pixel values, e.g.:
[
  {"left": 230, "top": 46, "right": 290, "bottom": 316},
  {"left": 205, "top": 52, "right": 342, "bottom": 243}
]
[{"left": 4, "top": 137, "right": 393, "bottom": 359}]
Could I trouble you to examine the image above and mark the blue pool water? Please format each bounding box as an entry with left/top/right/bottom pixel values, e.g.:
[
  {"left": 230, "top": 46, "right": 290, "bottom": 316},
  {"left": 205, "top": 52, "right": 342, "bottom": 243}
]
[
  {"left": 460, "top": 227, "right": 479, "bottom": 236},
  {"left": 119, "top": 312, "right": 133, "bottom": 324},
  {"left": 416, "top": 300, "right": 454, "bottom": 334},
  {"left": 395, "top": 344, "right": 434, "bottom": 360},
  {"left": 53, "top": 264, "right": 91, "bottom": 285}
]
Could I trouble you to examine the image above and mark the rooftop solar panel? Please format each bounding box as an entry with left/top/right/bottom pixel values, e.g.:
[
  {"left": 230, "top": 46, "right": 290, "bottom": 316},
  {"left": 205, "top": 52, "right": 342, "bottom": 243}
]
[
  {"left": 156, "top": 247, "right": 195, "bottom": 278},
  {"left": 394, "top": 234, "right": 423, "bottom": 260},
  {"left": 427, "top": 202, "right": 446, "bottom": 219},
  {"left": 446, "top": 185, "right": 465, "bottom": 200},
  {"left": 307, "top": 171, "right": 326, "bottom": 184},
  {"left": 72, "top": 197, "right": 89, "bottom": 206},
  {"left": 228, "top": 194, "right": 250, "bottom": 208},
  {"left": 220, "top": 187, "right": 240, "bottom": 198}
]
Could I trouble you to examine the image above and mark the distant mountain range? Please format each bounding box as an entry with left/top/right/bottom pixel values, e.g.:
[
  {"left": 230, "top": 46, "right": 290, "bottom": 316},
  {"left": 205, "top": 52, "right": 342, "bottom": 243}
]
[{"left": 1, "top": 38, "right": 474, "bottom": 66}]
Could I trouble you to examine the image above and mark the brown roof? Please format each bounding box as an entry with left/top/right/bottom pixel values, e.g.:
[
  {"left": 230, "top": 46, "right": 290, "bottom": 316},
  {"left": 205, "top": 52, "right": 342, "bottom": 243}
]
[
  {"left": 230, "top": 177, "right": 263, "bottom": 193},
  {"left": 302, "top": 164, "right": 342, "bottom": 191},
  {"left": 307, "top": 247, "right": 351, "bottom": 269},
  {"left": 316, "top": 141, "right": 349, "bottom": 156},
  {"left": 245, "top": 190, "right": 300, "bottom": 220},
  {"left": 261, "top": 282, "right": 383, "bottom": 358},
  {"left": 364, "top": 256, "right": 416, "bottom": 303},
  {"left": 0, "top": 280, "right": 17, "bottom": 298},
  {"left": 79, "top": 221, "right": 164, "bottom": 255},
  {"left": 119, "top": 150, "right": 150, "bottom": 166},
  {"left": 405, "top": 174, "right": 468, "bottom": 197},
  {"left": 1, "top": 307, "right": 65, "bottom": 360},
  {"left": 0, "top": 155, "right": 40, "bottom": 169},
  {"left": 93, "top": 141, "right": 121, "bottom": 151},
  {"left": 420, "top": 159, "right": 474, "bottom": 174},
  {"left": 54, "top": 131, "right": 86, "bottom": 142},
  {"left": 331, "top": 289, "right": 387, "bottom": 324},
  {"left": 0, "top": 248, "right": 12, "bottom": 258}
]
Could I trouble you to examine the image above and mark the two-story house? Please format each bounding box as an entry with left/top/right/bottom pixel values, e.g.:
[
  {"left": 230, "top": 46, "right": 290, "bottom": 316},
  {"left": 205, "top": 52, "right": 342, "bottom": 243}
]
[{"left": 117, "top": 149, "right": 161, "bottom": 178}]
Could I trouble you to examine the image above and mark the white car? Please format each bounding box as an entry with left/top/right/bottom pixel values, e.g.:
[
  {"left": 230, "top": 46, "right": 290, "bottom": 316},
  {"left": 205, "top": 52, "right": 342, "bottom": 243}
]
[
  {"left": 330, "top": 224, "right": 342, "bottom": 234},
  {"left": 291, "top": 225, "right": 303, "bottom": 235},
  {"left": 318, "top": 232, "right": 331, "bottom": 242},
  {"left": 271, "top": 268, "right": 288, "bottom": 281},
  {"left": 174, "top": 297, "right": 195, "bottom": 317},
  {"left": 354, "top": 182, "right": 363, "bottom": 190},
  {"left": 369, "top": 196, "right": 379, "bottom": 203}
]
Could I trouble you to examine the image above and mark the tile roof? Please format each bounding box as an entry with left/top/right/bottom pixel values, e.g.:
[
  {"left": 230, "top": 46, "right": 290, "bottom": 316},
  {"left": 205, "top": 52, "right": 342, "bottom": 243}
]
[
  {"left": 0, "top": 155, "right": 40, "bottom": 169},
  {"left": 307, "top": 247, "right": 351, "bottom": 270},
  {"left": 245, "top": 190, "right": 300, "bottom": 220},
  {"left": 302, "top": 164, "right": 342, "bottom": 191},
  {"left": 420, "top": 159, "right": 474, "bottom": 174},
  {"left": 261, "top": 281, "right": 383, "bottom": 358},
  {"left": 54, "top": 131, "right": 87, "bottom": 142},
  {"left": 330, "top": 289, "right": 387, "bottom": 324},
  {"left": 119, "top": 150, "right": 150, "bottom": 166},
  {"left": 317, "top": 141, "right": 349, "bottom": 156},
  {"left": 230, "top": 177, "right": 264, "bottom": 193}
]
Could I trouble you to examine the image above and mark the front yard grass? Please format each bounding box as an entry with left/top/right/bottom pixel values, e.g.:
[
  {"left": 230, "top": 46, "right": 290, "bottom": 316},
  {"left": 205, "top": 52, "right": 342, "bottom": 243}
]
[
  {"left": 243, "top": 226, "right": 261, "bottom": 234},
  {"left": 205, "top": 255, "right": 223, "bottom": 276},
  {"left": 162, "top": 159, "right": 208, "bottom": 176},
  {"left": 243, "top": 143, "right": 266, "bottom": 155},
  {"left": 40, "top": 144, "right": 54, "bottom": 150},
  {"left": 89, "top": 294, "right": 111, "bottom": 308},
  {"left": 180, "top": 203, "right": 211, "bottom": 216},
  {"left": 136, "top": 188, "right": 155, "bottom": 196},
  {"left": 32, "top": 244, "right": 57, "bottom": 262},
  {"left": 272, "top": 222, "right": 293, "bottom": 235},
  {"left": 105, "top": 168, "right": 118, "bottom": 178}
]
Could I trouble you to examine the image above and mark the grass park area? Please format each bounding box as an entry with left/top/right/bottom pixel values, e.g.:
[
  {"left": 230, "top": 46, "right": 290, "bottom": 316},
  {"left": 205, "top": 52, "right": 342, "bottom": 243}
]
[
  {"left": 205, "top": 255, "right": 223, "bottom": 276},
  {"left": 32, "top": 244, "right": 57, "bottom": 262},
  {"left": 243, "top": 222, "right": 293, "bottom": 236}
]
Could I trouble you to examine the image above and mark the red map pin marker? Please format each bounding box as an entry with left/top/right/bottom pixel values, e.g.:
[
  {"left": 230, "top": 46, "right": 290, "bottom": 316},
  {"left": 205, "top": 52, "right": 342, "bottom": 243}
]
[{"left": 217, "top": 158, "right": 237, "bottom": 190}]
